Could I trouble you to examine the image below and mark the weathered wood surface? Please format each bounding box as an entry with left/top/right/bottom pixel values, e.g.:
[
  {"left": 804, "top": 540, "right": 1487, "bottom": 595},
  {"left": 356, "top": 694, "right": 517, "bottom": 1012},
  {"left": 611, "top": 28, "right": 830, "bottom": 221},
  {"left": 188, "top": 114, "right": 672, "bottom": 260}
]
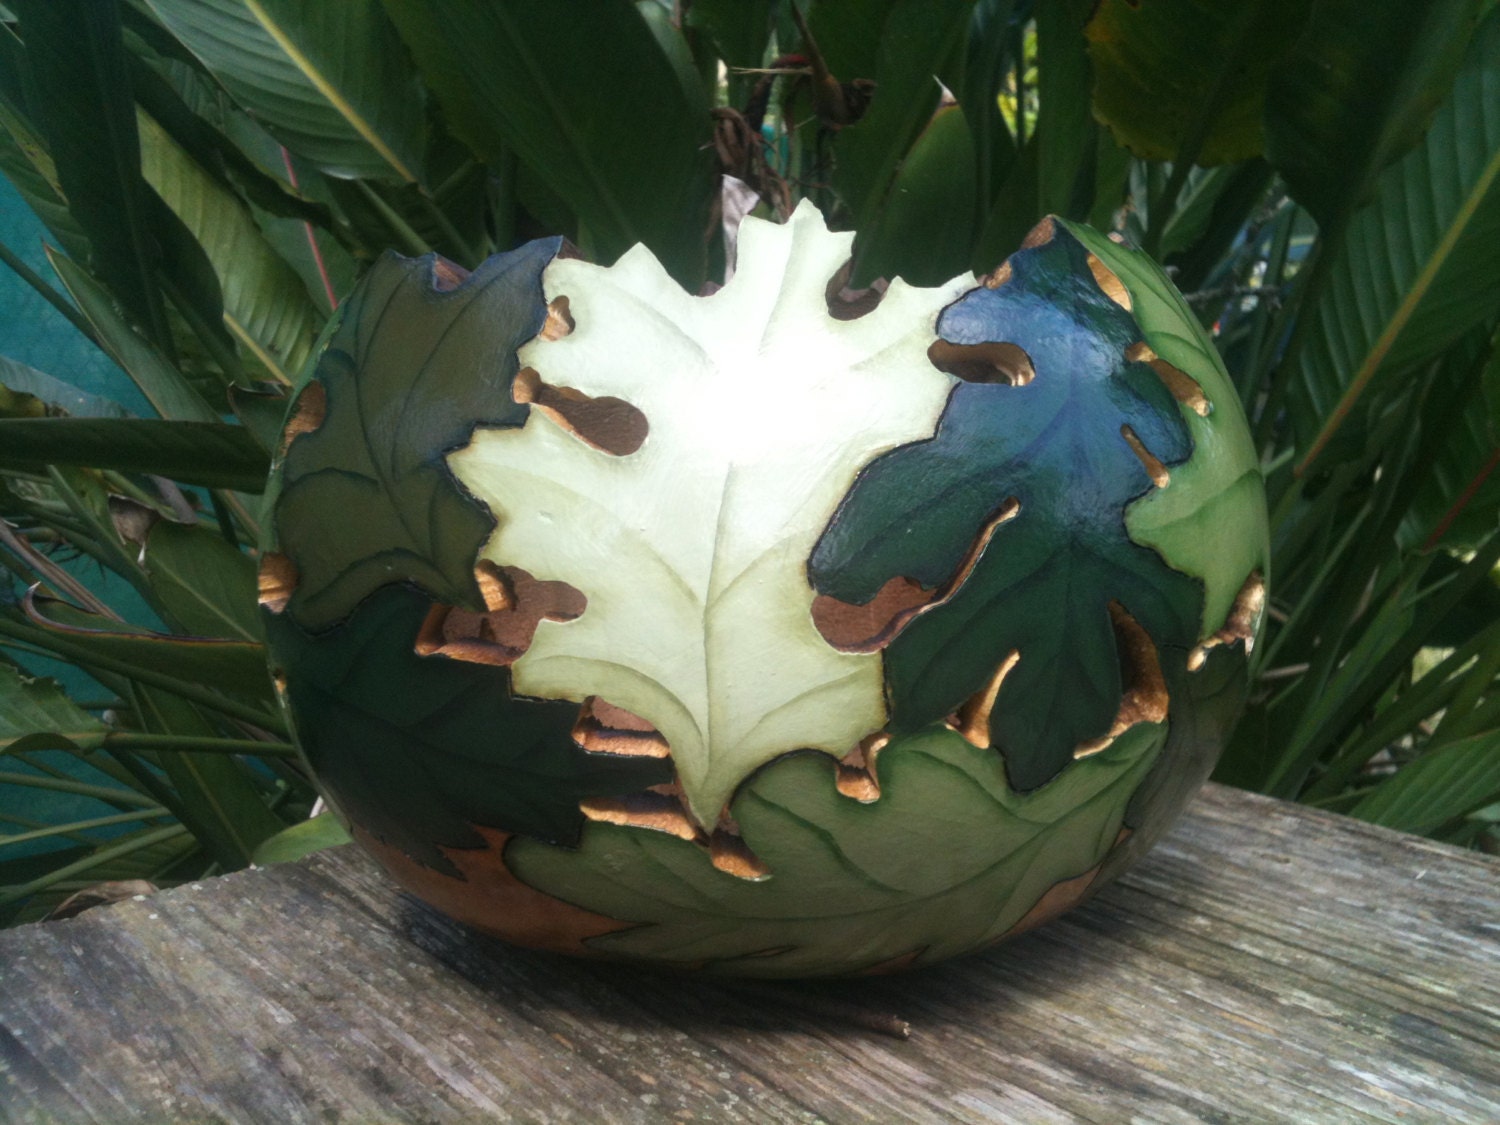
[{"left": 1, "top": 783, "right": 1496, "bottom": 1124}]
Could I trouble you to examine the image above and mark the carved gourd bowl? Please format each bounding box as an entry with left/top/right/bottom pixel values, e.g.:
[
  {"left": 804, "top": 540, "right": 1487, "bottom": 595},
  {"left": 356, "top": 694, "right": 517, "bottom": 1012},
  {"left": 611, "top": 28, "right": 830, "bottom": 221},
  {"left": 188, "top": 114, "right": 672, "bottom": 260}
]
[{"left": 261, "top": 204, "right": 1267, "bottom": 977}]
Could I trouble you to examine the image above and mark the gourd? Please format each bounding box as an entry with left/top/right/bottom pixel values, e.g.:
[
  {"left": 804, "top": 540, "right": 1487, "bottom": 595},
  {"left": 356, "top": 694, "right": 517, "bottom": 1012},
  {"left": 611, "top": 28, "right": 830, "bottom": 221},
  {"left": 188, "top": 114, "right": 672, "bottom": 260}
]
[{"left": 261, "top": 203, "right": 1267, "bottom": 977}]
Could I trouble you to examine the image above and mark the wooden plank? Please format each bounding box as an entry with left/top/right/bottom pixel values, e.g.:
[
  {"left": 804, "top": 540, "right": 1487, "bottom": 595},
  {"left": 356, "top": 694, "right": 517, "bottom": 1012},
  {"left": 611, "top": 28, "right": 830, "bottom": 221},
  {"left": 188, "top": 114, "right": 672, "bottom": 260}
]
[{"left": 1, "top": 784, "right": 1496, "bottom": 1123}]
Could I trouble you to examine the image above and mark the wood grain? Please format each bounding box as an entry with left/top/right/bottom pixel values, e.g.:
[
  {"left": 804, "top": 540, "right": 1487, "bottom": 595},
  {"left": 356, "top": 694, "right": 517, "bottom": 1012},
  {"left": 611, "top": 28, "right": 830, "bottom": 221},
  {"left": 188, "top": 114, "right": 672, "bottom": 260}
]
[{"left": 1, "top": 784, "right": 1496, "bottom": 1123}]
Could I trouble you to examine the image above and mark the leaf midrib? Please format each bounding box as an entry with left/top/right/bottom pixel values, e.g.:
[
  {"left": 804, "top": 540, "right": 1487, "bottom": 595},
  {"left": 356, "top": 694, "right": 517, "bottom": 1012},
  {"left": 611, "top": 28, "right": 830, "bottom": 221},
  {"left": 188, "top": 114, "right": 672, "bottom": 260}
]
[
  {"left": 1298, "top": 94, "right": 1500, "bottom": 472},
  {"left": 241, "top": 0, "right": 416, "bottom": 184}
]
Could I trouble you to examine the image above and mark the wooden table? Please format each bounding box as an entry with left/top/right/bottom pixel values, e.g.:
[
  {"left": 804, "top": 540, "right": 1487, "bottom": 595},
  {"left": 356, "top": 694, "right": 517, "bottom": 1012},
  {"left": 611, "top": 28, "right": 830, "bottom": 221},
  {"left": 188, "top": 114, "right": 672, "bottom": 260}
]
[{"left": 1, "top": 784, "right": 1496, "bottom": 1123}]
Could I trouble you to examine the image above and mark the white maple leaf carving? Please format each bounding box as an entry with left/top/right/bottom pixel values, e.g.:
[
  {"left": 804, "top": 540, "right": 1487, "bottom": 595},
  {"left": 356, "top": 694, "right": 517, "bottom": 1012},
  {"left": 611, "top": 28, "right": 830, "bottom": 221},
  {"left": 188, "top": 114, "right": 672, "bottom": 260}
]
[{"left": 449, "top": 201, "right": 974, "bottom": 827}]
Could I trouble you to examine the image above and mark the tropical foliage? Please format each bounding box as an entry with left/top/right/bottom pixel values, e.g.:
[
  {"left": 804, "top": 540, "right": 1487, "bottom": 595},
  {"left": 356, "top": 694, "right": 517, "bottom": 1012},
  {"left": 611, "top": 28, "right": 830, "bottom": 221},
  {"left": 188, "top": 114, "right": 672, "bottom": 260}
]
[{"left": 0, "top": 0, "right": 1496, "bottom": 924}]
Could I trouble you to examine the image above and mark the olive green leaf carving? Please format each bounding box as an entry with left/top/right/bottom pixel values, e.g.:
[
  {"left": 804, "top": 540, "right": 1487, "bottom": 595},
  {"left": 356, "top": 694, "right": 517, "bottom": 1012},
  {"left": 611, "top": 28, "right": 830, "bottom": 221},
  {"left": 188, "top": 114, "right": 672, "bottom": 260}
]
[
  {"left": 450, "top": 202, "right": 974, "bottom": 827},
  {"left": 273, "top": 237, "right": 558, "bottom": 632},
  {"left": 265, "top": 585, "right": 672, "bottom": 874},
  {"left": 509, "top": 720, "right": 1165, "bottom": 978}
]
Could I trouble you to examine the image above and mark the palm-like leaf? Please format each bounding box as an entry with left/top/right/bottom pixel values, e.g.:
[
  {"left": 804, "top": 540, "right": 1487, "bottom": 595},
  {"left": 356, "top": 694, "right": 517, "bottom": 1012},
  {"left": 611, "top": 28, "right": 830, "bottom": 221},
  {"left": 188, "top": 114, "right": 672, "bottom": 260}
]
[
  {"left": 138, "top": 111, "right": 321, "bottom": 382},
  {"left": 144, "top": 0, "right": 426, "bottom": 184},
  {"left": 1287, "top": 8, "right": 1500, "bottom": 469}
]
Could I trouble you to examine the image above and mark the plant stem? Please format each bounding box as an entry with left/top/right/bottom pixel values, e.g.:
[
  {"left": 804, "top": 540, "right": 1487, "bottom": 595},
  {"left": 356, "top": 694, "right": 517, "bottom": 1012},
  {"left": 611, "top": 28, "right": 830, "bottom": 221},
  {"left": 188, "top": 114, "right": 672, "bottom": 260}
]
[
  {"left": 0, "top": 518, "right": 123, "bottom": 620},
  {"left": 0, "top": 238, "right": 100, "bottom": 344},
  {"left": 0, "top": 825, "right": 189, "bottom": 904},
  {"left": 0, "top": 770, "right": 160, "bottom": 807},
  {"left": 0, "top": 807, "right": 172, "bottom": 848},
  {"left": 354, "top": 181, "right": 431, "bottom": 257},
  {"left": 101, "top": 732, "right": 297, "bottom": 759}
]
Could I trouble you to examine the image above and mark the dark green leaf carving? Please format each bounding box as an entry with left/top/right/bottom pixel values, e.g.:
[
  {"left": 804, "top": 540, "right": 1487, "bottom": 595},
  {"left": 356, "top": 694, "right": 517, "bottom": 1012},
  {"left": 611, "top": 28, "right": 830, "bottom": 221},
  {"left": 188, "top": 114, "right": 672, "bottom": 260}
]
[
  {"left": 274, "top": 237, "right": 559, "bottom": 632},
  {"left": 266, "top": 585, "right": 673, "bottom": 875},
  {"left": 811, "top": 224, "right": 1203, "bottom": 791}
]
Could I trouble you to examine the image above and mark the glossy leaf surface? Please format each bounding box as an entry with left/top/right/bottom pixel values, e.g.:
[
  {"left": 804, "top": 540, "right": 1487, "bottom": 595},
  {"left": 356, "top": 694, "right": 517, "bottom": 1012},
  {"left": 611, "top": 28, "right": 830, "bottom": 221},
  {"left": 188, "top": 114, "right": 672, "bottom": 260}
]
[
  {"left": 812, "top": 223, "right": 1204, "bottom": 791},
  {"left": 1351, "top": 730, "right": 1500, "bottom": 835},
  {"left": 250, "top": 810, "right": 350, "bottom": 865},
  {"left": 383, "top": 0, "right": 716, "bottom": 288},
  {"left": 137, "top": 112, "right": 321, "bottom": 383},
  {"left": 145, "top": 0, "right": 426, "bottom": 183},
  {"left": 137, "top": 520, "right": 263, "bottom": 642},
  {"left": 852, "top": 104, "right": 976, "bottom": 287}
]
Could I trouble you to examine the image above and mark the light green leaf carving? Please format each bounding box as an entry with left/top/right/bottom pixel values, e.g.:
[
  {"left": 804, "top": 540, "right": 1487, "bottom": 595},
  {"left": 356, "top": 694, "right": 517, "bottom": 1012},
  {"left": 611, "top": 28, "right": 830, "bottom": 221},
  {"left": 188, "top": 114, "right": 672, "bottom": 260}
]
[
  {"left": 510, "top": 721, "right": 1165, "bottom": 977},
  {"left": 450, "top": 202, "right": 974, "bottom": 826}
]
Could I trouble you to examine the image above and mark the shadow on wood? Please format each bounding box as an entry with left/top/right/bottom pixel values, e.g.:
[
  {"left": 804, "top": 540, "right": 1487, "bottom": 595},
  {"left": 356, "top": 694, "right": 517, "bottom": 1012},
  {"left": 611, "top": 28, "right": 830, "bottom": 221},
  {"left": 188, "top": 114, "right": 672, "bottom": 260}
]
[{"left": 1, "top": 785, "right": 1497, "bottom": 1123}]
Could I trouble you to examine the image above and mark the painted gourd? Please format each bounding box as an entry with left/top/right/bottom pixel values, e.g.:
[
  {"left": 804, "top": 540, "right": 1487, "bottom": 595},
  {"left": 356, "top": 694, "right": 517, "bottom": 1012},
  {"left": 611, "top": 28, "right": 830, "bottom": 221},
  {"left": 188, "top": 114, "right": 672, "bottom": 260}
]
[{"left": 260, "top": 203, "right": 1267, "bottom": 978}]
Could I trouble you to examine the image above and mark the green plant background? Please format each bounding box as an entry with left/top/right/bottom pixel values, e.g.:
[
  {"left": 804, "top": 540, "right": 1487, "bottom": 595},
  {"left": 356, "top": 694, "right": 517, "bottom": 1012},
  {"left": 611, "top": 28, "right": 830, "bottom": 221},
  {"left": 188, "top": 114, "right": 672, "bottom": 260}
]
[{"left": 2, "top": 0, "right": 1497, "bottom": 928}]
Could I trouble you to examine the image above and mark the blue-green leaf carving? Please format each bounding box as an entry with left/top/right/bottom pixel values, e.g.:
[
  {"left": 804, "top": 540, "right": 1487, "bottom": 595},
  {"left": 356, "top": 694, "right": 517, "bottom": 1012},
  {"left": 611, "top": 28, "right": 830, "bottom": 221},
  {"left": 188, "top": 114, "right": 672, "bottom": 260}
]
[{"left": 811, "top": 223, "right": 1204, "bottom": 791}]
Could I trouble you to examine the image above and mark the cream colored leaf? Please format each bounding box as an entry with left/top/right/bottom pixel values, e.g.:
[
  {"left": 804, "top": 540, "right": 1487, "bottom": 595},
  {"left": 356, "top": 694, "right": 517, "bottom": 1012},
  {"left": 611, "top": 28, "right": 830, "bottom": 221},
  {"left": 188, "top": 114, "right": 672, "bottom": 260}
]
[{"left": 449, "top": 202, "right": 974, "bottom": 826}]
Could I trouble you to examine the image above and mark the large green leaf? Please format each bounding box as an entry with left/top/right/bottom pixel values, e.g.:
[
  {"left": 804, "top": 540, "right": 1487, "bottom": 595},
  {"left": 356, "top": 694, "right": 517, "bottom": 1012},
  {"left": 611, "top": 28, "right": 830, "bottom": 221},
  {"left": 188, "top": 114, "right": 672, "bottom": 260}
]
[
  {"left": 127, "top": 684, "right": 282, "bottom": 869},
  {"left": 128, "top": 38, "right": 357, "bottom": 311},
  {"left": 273, "top": 238, "right": 558, "bottom": 632},
  {"left": 826, "top": 0, "right": 973, "bottom": 235},
  {"left": 139, "top": 519, "right": 263, "bottom": 642},
  {"left": 1034, "top": 0, "right": 1095, "bottom": 218},
  {"left": 1351, "top": 730, "right": 1500, "bottom": 835},
  {"left": 0, "top": 97, "right": 91, "bottom": 265},
  {"left": 1265, "top": 0, "right": 1480, "bottom": 228},
  {"left": 511, "top": 721, "right": 1163, "bottom": 977},
  {"left": 46, "top": 249, "right": 219, "bottom": 423},
  {"left": 137, "top": 111, "right": 321, "bottom": 383},
  {"left": 0, "top": 356, "right": 130, "bottom": 419},
  {"left": 9, "top": 0, "right": 180, "bottom": 347},
  {"left": 0, "top": 417, "right": 269, "bottom": 491},
  {"left": 144, "top": 0, "right": 426, "bottom": 184},
  {"left": 0, "top": 665, "right": 105, "bottom": 753},
  {"left": 250, "top": 810, "right": 349, "bottom": 865},
  {"left": 382, "top": 0, "right": 716, "bottom": 288},
  {"left": 811, "top": 223, "right": 1204, "bottom": 791},
  {"left": 22, "top": 595, "right": 271, "bottom": 702},
  {"left": 1287, "top": 8, "right": 1500, "bottom": 469},
  {"left": 852, "top": 104, "right": 975, "bottom": 286},
  {"left": 1085, "top": 0, "right": 1309, "bottom": 165}
]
